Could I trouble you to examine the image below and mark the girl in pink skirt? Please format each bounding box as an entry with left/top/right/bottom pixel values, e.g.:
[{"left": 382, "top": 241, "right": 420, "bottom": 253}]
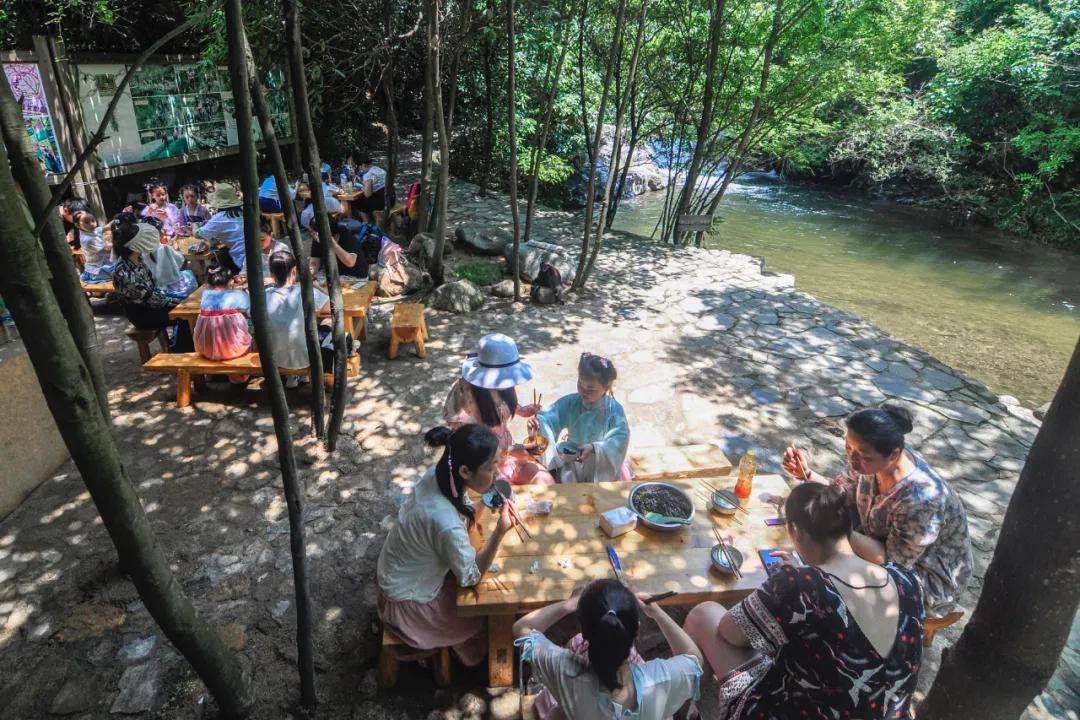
[
  {"left": 193, "top": 265, "right": 252, "bottom": 381},
  {"left": 377, "top": 424, "right": 518, "bottom": 665}
]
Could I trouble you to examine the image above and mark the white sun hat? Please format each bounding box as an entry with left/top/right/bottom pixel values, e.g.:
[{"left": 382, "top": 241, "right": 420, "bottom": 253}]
[{"left": 461, "top": 334, "right": 535, "bottom": 389}]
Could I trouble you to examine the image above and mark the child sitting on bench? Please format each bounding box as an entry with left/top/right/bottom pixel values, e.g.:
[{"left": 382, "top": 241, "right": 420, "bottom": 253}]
[{"left": 193, "top": 264, "right": 252, "bottom": 382}]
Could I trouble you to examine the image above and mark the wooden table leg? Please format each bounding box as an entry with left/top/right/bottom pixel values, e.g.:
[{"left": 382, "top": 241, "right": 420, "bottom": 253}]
[
  {"left": 488, "top": 614, "right": 515, "bottom": 688},
  {"left": 414, "top": 328, "right": 426, "bottom": 359},
  {"left": 388, "top": 330, "right": 400, "bottom": 360}
]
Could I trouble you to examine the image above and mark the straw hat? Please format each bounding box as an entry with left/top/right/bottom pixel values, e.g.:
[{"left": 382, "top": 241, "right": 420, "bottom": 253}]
[
  {"left": 209, "top": 182, "right": 242, "bottom": 210},
  {"left": 461, "top": 334, "right": 534, "bottom": 389}
]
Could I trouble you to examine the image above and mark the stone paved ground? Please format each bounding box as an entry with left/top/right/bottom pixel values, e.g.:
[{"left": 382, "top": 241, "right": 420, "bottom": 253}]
[{"left": 0, "top": 164, "right": 1072, "bottom": 719}]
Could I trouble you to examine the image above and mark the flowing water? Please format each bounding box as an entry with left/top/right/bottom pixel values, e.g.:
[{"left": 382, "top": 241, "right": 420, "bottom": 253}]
[{"left": 613, "top": 179, "right": 1080, "bottom": 406}]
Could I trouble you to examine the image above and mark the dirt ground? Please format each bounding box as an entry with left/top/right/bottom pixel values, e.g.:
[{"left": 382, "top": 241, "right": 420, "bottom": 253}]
[{"left": 0, "top": 160, "right": 1070, "bottom": 719}]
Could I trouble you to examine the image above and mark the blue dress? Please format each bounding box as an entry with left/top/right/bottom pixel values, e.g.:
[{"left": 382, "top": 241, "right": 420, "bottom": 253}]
[{"left": 536, "top": 394, "right": 631, "bottom": 483}]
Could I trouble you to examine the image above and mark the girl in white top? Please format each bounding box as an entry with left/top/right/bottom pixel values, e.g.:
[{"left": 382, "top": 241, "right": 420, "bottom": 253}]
[
  {"left": 377, "top": 424, "right": 517, "bottom": 665},
  {"left": 513, "top": 579, "right": 705, "bottom": 720}
]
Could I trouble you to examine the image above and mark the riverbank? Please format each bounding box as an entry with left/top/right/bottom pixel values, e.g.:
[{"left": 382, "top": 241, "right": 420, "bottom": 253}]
[{"left": 0, "top": 164, "right": 1071, "bottom": 718}]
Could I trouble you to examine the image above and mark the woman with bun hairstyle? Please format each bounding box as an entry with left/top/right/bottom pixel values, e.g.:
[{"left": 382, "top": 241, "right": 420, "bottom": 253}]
[
  {"left": 684, "top": 482, "right": 924, "bottom": 719},
  {"left": 783, "top": 403, "right": 973, "bottom": 613},
  {"left": 377, "top": 424, "right": 517, "bottom": 664},
  {"left": 513, "top": 579, "right": 704, "bottom": 720}
]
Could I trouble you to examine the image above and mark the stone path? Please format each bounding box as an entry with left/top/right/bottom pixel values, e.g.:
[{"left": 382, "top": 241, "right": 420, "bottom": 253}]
[{"left": 0, "top": 162, "right": 1071, "bottom": 718}]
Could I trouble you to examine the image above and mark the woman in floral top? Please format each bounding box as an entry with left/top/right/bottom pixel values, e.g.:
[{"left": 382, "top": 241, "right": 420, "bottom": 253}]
[
  {"left": 784, "top": 404, "right": 973, "bottom": 614},
  {"left": 684, "top": 482, "right": 924, "bottom": 720}
]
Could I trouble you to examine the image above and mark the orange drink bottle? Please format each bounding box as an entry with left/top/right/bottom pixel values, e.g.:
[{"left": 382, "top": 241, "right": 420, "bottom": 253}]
[{"left": 735, "top": 451, "right": 757, "bottom": 499}]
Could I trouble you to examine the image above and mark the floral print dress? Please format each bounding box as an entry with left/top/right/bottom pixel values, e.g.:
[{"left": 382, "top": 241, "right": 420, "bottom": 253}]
[
  {"left": 720, "top": 563, "right": 923, "bottom": 720},
  {"left": 831, "top": 448, "right": 973, "bottom": 614}
]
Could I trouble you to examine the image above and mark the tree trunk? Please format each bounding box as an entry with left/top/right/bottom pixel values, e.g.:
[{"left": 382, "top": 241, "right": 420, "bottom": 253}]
[
  {"left": 248, "top": 52, "right": 326, "bottom": 440},
  {"left": 576, "top": 0, "right": 593, "bottom": 167},
  {"left": 523, "top": 1, "right": 575, "bottom": 244},
  {"left": 479, "top": 0, "right": 495, "bottom": 197},
  {"left": 580, "top": 0, "right": 648, "bottom": 288},
  {"left": 418, "top": 1, "right": 437, "bottom": 235},
  {"left": 605, "top": 85, "right": 644, "bottom": 231},
  {"left": 429, "top": 0, "right": 452, "bottom": 284},
  {"left": 669, "top": 0, "right": 725, "bottom": 245},
  {"left": 572, "top": 0, "right": 628, "bottom": 291},
  {"left": 445, "top": 0, "right": 473, "bottom": 135},
  {"left": 285, "top": 0, "right": 348, "bottom": 451},
  {"left": 0, "top": 141, "right": 253, "bottom": 720},
  {"left": 0, "top": 82, "right": 110, "bottom": 423},
  {"left": 383, "top": 0, "right": 400, "bottom": 209},
  {"left": 506, "top": 0, "right": 522, "bottom": 300},
  {"left": 919, "top": 340, "right": 1080, "bottom": 720}
]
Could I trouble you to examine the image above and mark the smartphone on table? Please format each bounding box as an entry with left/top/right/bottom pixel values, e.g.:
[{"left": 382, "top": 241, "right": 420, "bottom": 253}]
[{"left": 758, "top": 548, "right": 803, "bottom": 574}]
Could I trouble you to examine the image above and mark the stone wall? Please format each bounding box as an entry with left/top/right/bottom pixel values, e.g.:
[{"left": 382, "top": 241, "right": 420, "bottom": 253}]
[{"left": 0, "top": 342, "right": 69, "bottom": 519}]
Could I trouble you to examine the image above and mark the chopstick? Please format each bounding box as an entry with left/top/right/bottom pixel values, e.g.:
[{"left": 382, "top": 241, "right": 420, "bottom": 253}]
[
  {"left": 644, "top": 590, "right": 677, "bottom": 605},
  {"left": 702, "top": 480, "right": 751, "bottom": 515},
  {"left": 714, "top": 526, "right": 743, "bottom": 579},
  {"left": 496, "top": 488, "right": 534, "bottom": 540},
  {"left": 697, "top": 487, "right": 745, "bottom": 524}
]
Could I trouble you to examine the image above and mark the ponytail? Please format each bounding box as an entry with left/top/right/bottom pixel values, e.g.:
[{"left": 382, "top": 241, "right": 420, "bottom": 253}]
[
  {"left": 424, "top": 424, "right": 499, "bottom": 527},
  {"left": 577, "top": 579, "right": 639, "bottom": 692}
]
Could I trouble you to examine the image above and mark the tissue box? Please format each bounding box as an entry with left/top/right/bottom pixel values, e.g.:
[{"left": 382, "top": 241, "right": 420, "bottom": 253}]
[{"left": 600, "top": 507, "right": 637, "bottom": 537}]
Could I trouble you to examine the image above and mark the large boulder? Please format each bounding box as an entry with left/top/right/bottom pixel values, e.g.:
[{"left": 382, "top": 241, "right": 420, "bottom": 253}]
[
  {"left": 504, "top": 240, "right": 576, "bottom": 283},
  {"left": 568, "top": 125, "right": 668, "bottom": 204},
  {"left": 455, "top": 226, "right": 511, "bottom": 256},
  {"left": 431, "top": 279, "right": 484, "bottom": 313},
  {"left": 407, "top": 232, "right": 451, "bottom": 267}
]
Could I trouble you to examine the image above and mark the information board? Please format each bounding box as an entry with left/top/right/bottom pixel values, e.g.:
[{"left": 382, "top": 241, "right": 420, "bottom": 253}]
[{"left": 76, "top": 62, "right": 291, "bottom": 169}]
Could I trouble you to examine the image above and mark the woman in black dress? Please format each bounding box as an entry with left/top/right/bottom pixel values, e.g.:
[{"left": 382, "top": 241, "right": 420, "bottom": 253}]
[{"left": 684, "top": 482, "right": 924, "bottom": 720}]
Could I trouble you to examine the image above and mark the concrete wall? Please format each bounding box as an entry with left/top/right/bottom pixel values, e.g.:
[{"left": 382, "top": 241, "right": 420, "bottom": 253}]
[{"left": 0, "top": 341, "right": 69, "bottom": 519}]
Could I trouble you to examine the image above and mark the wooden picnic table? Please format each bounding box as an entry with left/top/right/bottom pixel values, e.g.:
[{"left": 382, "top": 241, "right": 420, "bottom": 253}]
[
  {"left": 169, "top": 280, "right": 377, "bottom": 339},
  {"left": 459, "top": 474, "right": 792, "bottom": 686}
]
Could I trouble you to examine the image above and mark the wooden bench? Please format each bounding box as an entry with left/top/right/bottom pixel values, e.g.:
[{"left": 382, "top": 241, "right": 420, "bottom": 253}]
[
  {"left": 377, "top": 627, "right": 451, "bottom": 689},
  {"left": 264, "top": 212, "right": 286, "bottom": 237},
  {"left": 924, "top": 610, "right": 964, "bottom": 646},
  {"left": 126, "top": 328, "right": 170, "bottom": 363},
  {"left": 388, "top": 303, "right": 428, "bottom": 359},
  {"left": 143, "top": 352, "right": 360, "bottom": 407},
  {"left": 81, "top": 280, "right": 115, "bottom": 299},
  {"left": 629, "top": 444, "right": 734, "bottom": 480}
]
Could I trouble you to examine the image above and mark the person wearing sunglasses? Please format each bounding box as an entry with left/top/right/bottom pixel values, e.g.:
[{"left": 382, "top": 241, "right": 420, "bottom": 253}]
[{"left": 783, "top": 403, "right": 973, "bottom": 615}]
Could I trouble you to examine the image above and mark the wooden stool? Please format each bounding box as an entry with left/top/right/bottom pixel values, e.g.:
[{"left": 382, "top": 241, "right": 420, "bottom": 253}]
[
  {"left": 924, "top": 610, "right": 964, "bottom": 646},
  {"left": 264, "top": 212, "right": 286, "bottom": 237},
  {"left": 388, "top": 303, "right": 428, "bottom": 359},
  {"left": 378, "top": 627, "right": 451, "bottom": 688},
  {"left": 126, "top": 327, "right": 169, "bottom": 363}
]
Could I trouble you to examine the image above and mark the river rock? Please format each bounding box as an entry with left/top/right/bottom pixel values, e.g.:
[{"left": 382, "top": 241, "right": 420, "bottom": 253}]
[
  {"left": 490, "top": 279, "right": 519, "bottom": 298},
  {"left": 1034, "top": 401, "right": 1051, "bottom": 421},
  {"left": 569, "top": 125, "right": 667, "bottom": 203},
  {"left": 110, "top": 663, "right": 165, "bottom": 714},
  {"left": 455, "top": 226, "right": 510, "bottom": 256},
  {"left": 505, "top": 240, "right": 575, "bottom": 283},
  {"left": 432, "top": 280, "right": 484, "bottom": 314}
]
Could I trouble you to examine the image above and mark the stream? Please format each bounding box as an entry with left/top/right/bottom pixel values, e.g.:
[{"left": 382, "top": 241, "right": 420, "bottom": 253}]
[{"left": 613, "top": 178, "right": 1080, "bottom": 407}]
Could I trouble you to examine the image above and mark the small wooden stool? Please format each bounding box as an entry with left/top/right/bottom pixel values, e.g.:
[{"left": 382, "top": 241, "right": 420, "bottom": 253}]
[
  {"left": 264, "top": 212, "right": 286, "bottom": 237},
  {"left": 924, "top": 610, "right": 964, "bottom": 646},
  {"left": 378, "top": 627, "right": 451, "bottom": 688},
  {"left": 126, "top": 327, "right": 170, "bottom": 363},
  {"left": 388, "top": 303, "right": 428, "bottom": 359}
]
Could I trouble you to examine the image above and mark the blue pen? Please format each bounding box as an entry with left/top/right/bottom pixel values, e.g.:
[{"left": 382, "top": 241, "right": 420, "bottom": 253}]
[{"left": 606, "top": 545, "right": 628, "bottom": 585}]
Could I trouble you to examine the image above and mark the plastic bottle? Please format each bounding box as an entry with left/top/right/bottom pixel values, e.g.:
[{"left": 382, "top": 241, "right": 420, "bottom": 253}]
[{"left": 735, "top": 451, "right": 757, "bottom": 499}]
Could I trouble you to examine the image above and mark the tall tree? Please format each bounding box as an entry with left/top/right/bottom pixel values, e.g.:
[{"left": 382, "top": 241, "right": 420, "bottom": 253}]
[
  {"left": 506, "top": 0, "right": 522, "bottom": 299},
  {"left": 479, "top": 0, "right": 496, "bottom": 197},
  {"left": 285, "top": 0, "right": 349, "bottom": 449},
  {"left": 0, "top": 83, "right": 110, "bottom": 422},
  {"left": 0, "top": 142, "right": 253, "bottom": 720},
  {"left": 919, "top": 338, "right": 1080, "bottom": 720},
  {"left": 572, "top": 0, "right": 629, "bottom": 291},
  {"left": 580, "top": 0, "right": 649, "bottom": 288},
  {"left": 418, "top": 0, "right": 438, "bottom": 234},
  {"left": 248, "top": 58, "right": 327, "bottom": 440},
  {"left": 428, "top": 0, "right": 453, "bottom": 283}
]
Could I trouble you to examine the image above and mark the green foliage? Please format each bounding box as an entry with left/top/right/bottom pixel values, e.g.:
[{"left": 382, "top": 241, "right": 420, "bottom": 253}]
[{"left": 453, "top": 260, "right": 503, "bottom": 287}]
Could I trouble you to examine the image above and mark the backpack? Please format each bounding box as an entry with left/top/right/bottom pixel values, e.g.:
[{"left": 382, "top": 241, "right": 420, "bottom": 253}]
[
  {"left": 404, "top": 181, "right": 422, "bottom": 221},
  {"left": 533, "top": 262, "right": 562, "bottom": 290}
]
